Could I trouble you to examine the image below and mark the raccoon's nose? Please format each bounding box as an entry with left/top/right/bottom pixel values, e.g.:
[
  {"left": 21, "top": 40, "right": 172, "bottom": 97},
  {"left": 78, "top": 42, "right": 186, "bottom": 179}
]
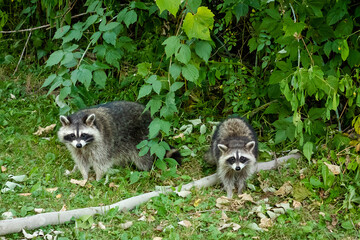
[
  {"left": 76, "top": 143, "right": 83, "bottom": 148},
  {"left": 235, "top": 166, "right": 241, "bottom": 171}
]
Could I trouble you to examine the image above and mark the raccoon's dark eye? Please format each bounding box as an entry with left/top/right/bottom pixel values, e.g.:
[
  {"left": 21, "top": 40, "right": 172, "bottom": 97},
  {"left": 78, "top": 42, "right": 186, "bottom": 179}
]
[
  {"left": 240, "top": 156, "right": 248, "bottom": 163},
  {"left": 70, "top": 133, "right": 75, "bottom": 138},
  {"left": 81, "top": 133, "right": 89, "bottom": 138},
  {"left": 227, "top": 157, "right": 236, "bottom": 164}
]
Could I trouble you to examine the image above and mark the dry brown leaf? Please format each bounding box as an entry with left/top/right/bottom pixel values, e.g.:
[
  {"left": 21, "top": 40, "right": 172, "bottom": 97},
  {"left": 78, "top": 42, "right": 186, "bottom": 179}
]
[
  {"left": 33, "top": 124, "right": 56, "bottom": 136},
  {"left": 232, "top": 223, "right": 241, "bottom": 231},
  {"left": 259, "top": 217, "right": 273, "bottom": 229},
  {"left": 238, "top": 193, "right": 255, "bottom": 203},
  {"left": 46, "top": 187, "right": 59, "bottom": 193},
  {"left": 173, "top": 133, "right": 185, "bottom": 140},
  {"left": 356, "top": 143, "right": 360, "bottom": 152},
  {"left": 155, "top": 225, "right": 164, "bottom": 232},
  {"left": 216, "top": 196, "right": 246, "bottom": 211},
  {"left": 18, "top": 193, "right": 32, "bottom": 197},
  {"left": 56, "top": 194, "right": 62, "bottom": 199},
  {"left": 292, "top": 200, "right": 302, "bottom": 209},
  {"left": 70, "top": 178, "right": 87, "bottom": 187},
  {"left": 275, "top": 181, "right": 293, "bottom": 197},
  {"left": 60, "top": 204, "right": 67, "bottom": 211},
  {"left": 178, "top": 220, "right": 192, "bottom": 228},
  {"left": 324, "top": 162, "right": 340, "bottom": 175},
  {"left": 221, "top": 211, "right": 229, "bottom": 222},
  {"left": 153, "top": 237, "right": 163, "bottom": 240},
  {"left": 218, "top": 223, "right": 232, "bottom": 231},
  {"left": 176, "top": 190, "right": 191, "bottom": 198},
  {"left": 1, "top": 166, "right": 6, "bottom": 172},
  {"left": 109, "top": 182, "right": 119, "bottom": 188},
  {"left": 120, "top": 221, "right": 133, "bottom": 229}
]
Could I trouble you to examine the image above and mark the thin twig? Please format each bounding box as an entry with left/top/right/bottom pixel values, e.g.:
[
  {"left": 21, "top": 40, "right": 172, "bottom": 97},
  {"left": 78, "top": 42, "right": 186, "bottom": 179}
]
[
  {"left": 289, "top": 3, "right": 301, "bottom": 68},
  {"left": 13, "top": 31, "right": 32, "bottom": 75},
  {"left": 77, "top": 41, "right": 92, "bottom": 69},
  {"left": 0, "top": 12, "right": 90, "bottom": 34}
]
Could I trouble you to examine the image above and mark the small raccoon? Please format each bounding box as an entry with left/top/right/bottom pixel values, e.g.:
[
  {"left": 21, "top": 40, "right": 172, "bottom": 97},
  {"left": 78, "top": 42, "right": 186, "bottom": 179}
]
[
  {"left": 58, "top": 101, "right": 180, "bottom": 181},
  {"left": 205, "top": 117, "right": 258, "bottom": 198}
]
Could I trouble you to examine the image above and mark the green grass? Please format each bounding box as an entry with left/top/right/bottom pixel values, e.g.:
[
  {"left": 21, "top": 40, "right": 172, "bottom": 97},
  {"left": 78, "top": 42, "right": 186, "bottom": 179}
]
[{"left": 0, "top": 74, "right": 359, "bottom": 239}]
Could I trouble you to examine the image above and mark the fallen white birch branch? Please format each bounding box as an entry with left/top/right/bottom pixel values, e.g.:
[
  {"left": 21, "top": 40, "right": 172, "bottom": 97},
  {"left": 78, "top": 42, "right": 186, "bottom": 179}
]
[{"left": 0, "top": 153, "right": 301, "bottom": 235}]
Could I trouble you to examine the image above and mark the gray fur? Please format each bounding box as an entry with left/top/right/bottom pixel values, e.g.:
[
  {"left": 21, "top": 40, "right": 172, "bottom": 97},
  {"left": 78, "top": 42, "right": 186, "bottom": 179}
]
[
  {"left": 204, "top": 117, "right": 258, "bottom": 198},
  {"left": 58, "top": 101, "right": 154, "bottom": 181}
]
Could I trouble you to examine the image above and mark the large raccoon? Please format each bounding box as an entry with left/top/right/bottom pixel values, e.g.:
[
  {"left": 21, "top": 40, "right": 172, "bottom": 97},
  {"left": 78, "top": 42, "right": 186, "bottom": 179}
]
[
  {"left": 58, "top": 101, "right": 180, "bottom": 181},
  {"left": 205, "top": 117, "right": 258, "bottom": 198}
]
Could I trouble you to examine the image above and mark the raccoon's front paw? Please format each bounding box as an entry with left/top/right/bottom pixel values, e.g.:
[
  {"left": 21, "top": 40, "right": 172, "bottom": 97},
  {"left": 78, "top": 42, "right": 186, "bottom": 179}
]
[{"left": 226, "top": 190, "right": 233, "bottom": 199}]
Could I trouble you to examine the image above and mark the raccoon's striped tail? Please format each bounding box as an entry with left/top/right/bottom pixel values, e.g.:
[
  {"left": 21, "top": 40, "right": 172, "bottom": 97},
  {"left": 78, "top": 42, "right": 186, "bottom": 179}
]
[{"left": 165, "top": 148, "right": 182, "bottom": 165}]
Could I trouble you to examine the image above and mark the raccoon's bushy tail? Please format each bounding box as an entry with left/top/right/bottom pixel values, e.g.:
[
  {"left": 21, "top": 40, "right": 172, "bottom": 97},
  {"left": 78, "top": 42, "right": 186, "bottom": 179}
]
[{"left": 165, "top": 148, "right": 182, "bottom": 165}]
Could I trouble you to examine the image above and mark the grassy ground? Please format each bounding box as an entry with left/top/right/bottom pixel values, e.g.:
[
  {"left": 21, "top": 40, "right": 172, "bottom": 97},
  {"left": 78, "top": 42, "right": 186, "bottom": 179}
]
[{"left": 0, "top": 72, "right": 359, "bottom": 239}]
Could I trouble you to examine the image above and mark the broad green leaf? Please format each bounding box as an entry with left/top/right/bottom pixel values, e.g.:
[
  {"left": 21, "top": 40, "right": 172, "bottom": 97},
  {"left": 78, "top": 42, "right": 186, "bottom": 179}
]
[
  {"left": 162, "top": 36, "right": 181, "bottom": 59},
  {"left": 136, "top": 140, "right": 148, "bottom": 149},
  {"left": 283, "top": 19, "right": 305, "bottom": 37},
  {"left": 130, "top": 171, "right": 141, "bottom": 184},
  {"left": 84, "top": 15, "right": 99, "bottom": 30},
  {"left": 148, "top": 118, "right": 161, "bottom": 138},
  {"left": 340, "top": 39, "right": 349, "bottom": 61},
  {"left": 326, "top": 4, "right": 347, "bottom": 26},
  {"left": 99, "top": 21, "right": 120, "bottom": 31},
  {"left": 90, "top": 31, "right": 102, "bottom": 44},
  {"left": 292, "top": 184, "right": 311, "bottom": 201},
  {"left": 187, "top": 0, "right": 201, "bottom": 13},
  {"left": 137, "top": 62, "right": 152, "bottom": 77},
  {"left": 151, "top": 144, "right": 166, "bottom": 160},
  {"left": 322, "top": 164, "right": 335, "bottom": 190},
  {"left": 124, "top": 10, "right": 137, "bottom": 28},
  {"left": 137, "top": 84, "right": 152, "bottom": 99},
  {"left": 155, "top": 159, "right": 166, "bottom": 170},
  {"left": 303, "top": 142, "right": 314, "bottom": 161},
  {"left": 156, "top": 0, "right": 181, "bottom": 16},
  {"left": 103, "top": 31, "right": 117, "bottom": 45},
  {"left": 147, "top": 98, "right": 162, "bottom": 116},
  {"left": 93, "top": 70, "right": 107, "bottom": 89},
  {"left": 183, "top": 7, "right": 214, "bottom": 41},
  {"left": 169, "top": 62, "right": 182, "bottom": 80},
  {"left": 62, "top": 29, "right": 82, "bottom": 44},
  {"left": 46, "top": 50, "right": 64, "bottom": 67},
  {"left": 160, "top": 120, "right": 171, "bottom": 135},
  {"left": 77, "top": 68, "right": 92, "bottom": 89},
  {"left": 182, "top": 64, "right": 199, "bottom": 83},
  {"left": 233, "top": 3, "right": 249, "bottom": 22},
  {"left": 175, "top": 44, "right": 191, "bottom": 64},
  {"left": 42, "top": 74, "right": 57, "bottom": 88},
  {"left": 323, "top": 41, "right": 332, "bottom": 58},
  {"left": 60, "top": 52, "right": 74, "bottom": 66},
  {"left": 139, "top": 145, "right": 149, "bottom": 156},
  {"left": 152, "top": 80, "right": 162, "bottom": 94},
  {"left": 47, "top": 76, "right": 63, "bottom": 95},
  {"left": 170, "top": 82, "right": 184, "bottom": 92},
  {"left": 195, "top": 41, "right": 212, "bottom": 63},
  {"left": 275, "top": 129, "right": 286, "bottom": 144},
  {"left": 53, "top": 25, "right": 70, "bottom": 39},
  {"left": 59, "top": 86, "right": 71, "bottom": 100},
  {"left": 105, "top": 49, "right": 122, "bottom": 68}
]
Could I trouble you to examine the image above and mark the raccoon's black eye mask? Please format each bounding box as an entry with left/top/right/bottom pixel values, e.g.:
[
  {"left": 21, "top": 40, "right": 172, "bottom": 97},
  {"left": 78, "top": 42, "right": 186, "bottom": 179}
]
[
  {"left": 64, "top": 133, "right": 76, "bottom": 141},
  {"left": 226, "top": 156, "right": 249, "bottom": 165}
]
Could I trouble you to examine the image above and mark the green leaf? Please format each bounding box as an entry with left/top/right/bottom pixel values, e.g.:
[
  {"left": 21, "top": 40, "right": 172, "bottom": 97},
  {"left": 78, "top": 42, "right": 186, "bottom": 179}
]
[
  {"left": 137, "top": 84, "right": 152, "bottom": 99},
  {"left": 183, "top": 7, "right": 214, "bottom": 41},
  {"left": 323, "top": 41, "right": 332, "bottom": 58},
  {"left": 105, "top": 49, "right": 122, "bottom": 68},
  {"left": 130, "top": 171, "right": 141, "bottom": 184},
  {"left": 84, "top": 15, "right": 99, "bottom": 30},
  {"left": 47, "top": 76, "right": 63, "bottom": 95},
  {"left": 233, "top": 3, "right": 249, "bottom": 22},
  {"left": 283, "top": 18, "right": 305, "bottom": 37},
  {"left": 53, "top": 25, "right": 70, "bottom": 39},
  {"left": 182, "top": 64, "right": 199, "bottom": 83},
  {"left": 137, "top": 62, "right": 152, "bottom": 77},
  {"left": 175, "top": 44, "right": 191, "bottom": 64},
  {"left": 46, "top": 50, "right": 64, "bottom": 67},
  {"left": 103, "top": 31, "right": 117, "bottom": 45},
  {"left": 42, "top": 74, "right": 57, "bottom": 88},
  {"left": 155, "top": 159, "right": 166, "bottom": 171},
  {"left": 91, "top": 31, "right": 102, "bottom": 44},
  {"left": 195, "top": 41, "right": 212, "bottom": 63},
  {"left": 160, "top": 120, "right": 171, "bottom": 135},
  {"left": 93, "top": 70, "right": 107, "bottom": 89},
  {"left": 156, "top": 0, "right": 181, "bottom": 16},
  {"left": 152, "top": 80, "right": 162, "bottom": 94},
  {"left": 62, "top": 29, "right": 82, "bottom": 44},
  {"left": 169, "top": 63, "right": 182, "bottom": 80},
  {"left": 322, "top": 163, "right": 335, "bottom": 190},
  {"left": 292, "top": 184, "right": 311, "bottom": 201},
  {"left": 147, "top": 98, "right": 162, "bottom": 116},
  {"left": 303, "top": 142, "right": 314, "bottom": 161},
  {"left": 151, "top": 144, "right": 166, "bottom": 160},
  {"left": 170, "top": 82, "right": 184, "bottom": 92},
  {"left": 59, "top": 86, "right": 71, "bottom": 100},
  {"left": 187, "top": 0, "right": 201, "bottom": 13},
  {"left": 124, "top": 10, "right": 137, "bottom": 28},
  {"left": 77, "top": 68, "right": 92, "bottom": 89},
  {"left": 340, "top": 39, "right": 349, "bottom": 61},
  {"left": 162, "top": 36, "right": 181, "bottom": 59},
  {"left": 60, "top": 52, "right": 74, "bottom": 66},
  {"left": 99, "top": 21, "right": 120, "bottom": 31},
  {"left": 326, "top": 4, "right": 347, "bottom": 26},
  {"left": 149, "top": 118, "right": 161, "bottom": 138},
  {"left": 275, "top": 129, "right": 286, "bottom": 144}
]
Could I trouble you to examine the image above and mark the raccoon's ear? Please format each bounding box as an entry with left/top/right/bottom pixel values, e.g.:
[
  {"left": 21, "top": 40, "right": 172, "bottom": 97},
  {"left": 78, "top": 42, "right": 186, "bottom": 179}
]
[
  {"left": 217, "top": 144, "right": 228, "bottom": 153},
  {"left": 85, "top": 114, "right": 96, "bottom": 126},
  {"left": 245, "top": 141, "right": 256, "bottom": 152},
  {"left": 60, "top": 115, "right": 70, "bottom": 126}
]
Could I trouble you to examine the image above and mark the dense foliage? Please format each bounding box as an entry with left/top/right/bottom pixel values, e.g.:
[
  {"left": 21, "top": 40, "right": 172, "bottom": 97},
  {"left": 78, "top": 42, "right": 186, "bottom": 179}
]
[{"left": 1, "top": 0, "right": 360, "bottom": 237}]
